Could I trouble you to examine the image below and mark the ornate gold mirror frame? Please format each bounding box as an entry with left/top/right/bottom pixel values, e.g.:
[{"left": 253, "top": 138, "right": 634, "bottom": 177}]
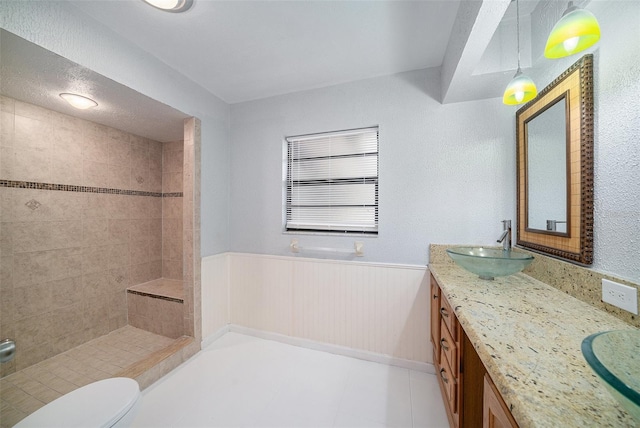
[{"left": 516, "top": 54, "right": 594, "bottom": 264}]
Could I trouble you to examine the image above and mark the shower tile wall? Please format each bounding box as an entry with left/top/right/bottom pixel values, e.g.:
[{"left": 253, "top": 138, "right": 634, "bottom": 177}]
[
  {"left": 0, "top": 96, "right": 164, "bottom": 376},
  {"left": 182, "top": 118, "right": 201, "bottom": 339},
  {"left": 162, "top": 142, "right": 183, "bottom": 280}
]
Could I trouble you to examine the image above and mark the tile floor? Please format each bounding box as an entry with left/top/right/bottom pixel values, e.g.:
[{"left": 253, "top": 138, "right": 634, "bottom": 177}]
[
  {"left": 0, "top": 326, "right": 174, "bottom": 427},
  {"left": 134, "top": 333, "right": 448, "bottom": 427}
]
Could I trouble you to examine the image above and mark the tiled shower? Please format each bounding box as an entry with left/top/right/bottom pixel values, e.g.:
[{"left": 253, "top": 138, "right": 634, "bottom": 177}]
[{"left": 0, "top": 95, "right": 191, "bottom": 378}]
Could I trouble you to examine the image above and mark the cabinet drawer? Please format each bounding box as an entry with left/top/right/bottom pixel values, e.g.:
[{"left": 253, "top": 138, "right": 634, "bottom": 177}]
[
  {"left": 438, "top": 355, "right": 458, "bottom": 415},
  {"left": 440, "top": 293, "right": 456, "bottom": 341},
  {"left": 440, "top": 319, "right": 458, "bottom": 376}
]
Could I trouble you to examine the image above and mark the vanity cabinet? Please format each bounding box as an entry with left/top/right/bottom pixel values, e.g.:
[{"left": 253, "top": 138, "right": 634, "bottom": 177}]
[
  {"left": 430, "top": 277, "right": 441, "bottom": 364},
  {"left": 431, "top": 273, "right": 462, "bottom": 427},
  {"left": 430, "top": 273, "right": 518, "bottom": 428}
]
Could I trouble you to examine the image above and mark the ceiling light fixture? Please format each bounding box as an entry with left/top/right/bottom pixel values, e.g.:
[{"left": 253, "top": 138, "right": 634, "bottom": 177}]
[
  {"left": 59, "top": 93, "right": 98, "bottom": 110},
  {"left": 142, "top": 0, "right": 193, "bottom": 13},
  {"left": 544, "top": 1, "right": 600, "bottom": 59},
  {"left": 503, "top": 0, "right": 537, "bottom": 106}
]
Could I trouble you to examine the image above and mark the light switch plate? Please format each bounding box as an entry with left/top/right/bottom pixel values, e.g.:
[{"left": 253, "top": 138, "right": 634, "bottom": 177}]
[{"left": 602, "top": 279, "right": 638, "bottom": 315}]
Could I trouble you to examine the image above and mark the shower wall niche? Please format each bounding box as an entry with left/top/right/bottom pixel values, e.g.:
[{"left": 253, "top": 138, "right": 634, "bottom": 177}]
[{"left": 0, "top": 95, "right": 187, "bottom": 376}]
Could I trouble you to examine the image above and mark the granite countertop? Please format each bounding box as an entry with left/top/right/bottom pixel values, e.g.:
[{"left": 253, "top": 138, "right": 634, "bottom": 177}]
[{"left": 429, "top": 263, "right": 638, "bottom": 428}]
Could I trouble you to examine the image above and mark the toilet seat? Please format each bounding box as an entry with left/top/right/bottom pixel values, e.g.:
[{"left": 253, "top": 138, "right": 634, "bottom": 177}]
[{"left": 15, "top": 377, "right": 140, "bottom": 428}]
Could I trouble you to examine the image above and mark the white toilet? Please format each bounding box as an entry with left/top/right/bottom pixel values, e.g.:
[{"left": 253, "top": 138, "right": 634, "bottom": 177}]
[{"left": 15, "top": 377, "right": 141, "bottom": 428}]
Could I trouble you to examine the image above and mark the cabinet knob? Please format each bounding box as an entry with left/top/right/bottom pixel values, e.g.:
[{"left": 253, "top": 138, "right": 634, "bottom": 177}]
[
  {"left": 440, "top": 368, "right": 449, "bottom": 384},
  {"left": 440, "top": 338, "right": 449, "bottom": 351},
  {"left": 440, "top": 307, "right": 449, "bottom": 318}
]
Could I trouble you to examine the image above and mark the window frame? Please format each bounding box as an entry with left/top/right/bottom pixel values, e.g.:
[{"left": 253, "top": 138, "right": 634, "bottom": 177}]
[{"left": 284, "top": 126, "right": 379, "bottom": 236}]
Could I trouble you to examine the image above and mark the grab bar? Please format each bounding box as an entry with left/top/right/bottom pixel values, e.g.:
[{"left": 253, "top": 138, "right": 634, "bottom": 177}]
[{"left": 290, "top": 239, "right": 364, "bottom": 257}]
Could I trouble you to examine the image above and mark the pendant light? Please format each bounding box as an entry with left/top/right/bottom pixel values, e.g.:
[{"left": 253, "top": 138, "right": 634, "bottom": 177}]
[
  {"left": 503, "top": 0, "right": 537, "bottom": 105},
  {"left": 545, "top": 2, "right": 600, "bottom": 59}
]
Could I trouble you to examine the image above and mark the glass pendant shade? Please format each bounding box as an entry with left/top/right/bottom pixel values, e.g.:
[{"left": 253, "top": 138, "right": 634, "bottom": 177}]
[
  {"left": 503, "top": 0, "right": 537, "bottom": 105},
  {"left": 545, "top": 2, "right": 601, "bottom": 59},
  {"left": 503, "top": 70, "right": 537, "bottom": 105}
]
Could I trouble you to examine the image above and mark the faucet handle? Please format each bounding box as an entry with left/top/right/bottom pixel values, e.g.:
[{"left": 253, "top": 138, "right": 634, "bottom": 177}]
[{"left": 499, "top": 220, "right": 512, "bottom": 250}]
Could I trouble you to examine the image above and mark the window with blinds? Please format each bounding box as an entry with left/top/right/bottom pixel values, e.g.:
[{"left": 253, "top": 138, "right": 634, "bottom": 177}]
[{"left": 286, "top": 127, "right": 378, "bottom": 234}]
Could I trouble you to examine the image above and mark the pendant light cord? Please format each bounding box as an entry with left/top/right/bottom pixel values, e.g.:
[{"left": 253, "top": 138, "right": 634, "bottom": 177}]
[{"left": 516, "top": 0, "right": 521, "bottom": 72}]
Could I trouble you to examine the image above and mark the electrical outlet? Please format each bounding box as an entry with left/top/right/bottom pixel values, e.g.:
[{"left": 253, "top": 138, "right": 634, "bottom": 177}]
[{"left": 602, "top": 279, "right": 638, "bottom": 315}]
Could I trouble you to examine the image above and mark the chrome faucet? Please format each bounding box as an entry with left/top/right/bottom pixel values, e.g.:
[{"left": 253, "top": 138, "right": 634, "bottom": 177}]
[{"left": 497, "top": 220, "right": 511, "bottom": 251}]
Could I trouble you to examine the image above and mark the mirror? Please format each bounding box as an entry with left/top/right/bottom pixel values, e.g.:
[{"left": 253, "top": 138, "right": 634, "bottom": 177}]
[
  {"left": 516, "top": 55, "right": 594, "bottom": 265},
  {"left": 526, "top": 94, "right": 568, "bottom": 234}
]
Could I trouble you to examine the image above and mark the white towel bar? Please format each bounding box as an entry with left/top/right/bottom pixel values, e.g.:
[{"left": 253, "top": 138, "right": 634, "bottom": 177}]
[{"left": 289, "top": 239, "right": 364, "bottom": 256}]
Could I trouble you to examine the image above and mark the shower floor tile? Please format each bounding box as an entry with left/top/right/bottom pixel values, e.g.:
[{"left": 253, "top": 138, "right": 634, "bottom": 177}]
[
  {"left": 0, "top": 326, "right": 174, "bottom": 427},
  {"left": 134, "top": 333, "right": 449, "bottom": 428}
]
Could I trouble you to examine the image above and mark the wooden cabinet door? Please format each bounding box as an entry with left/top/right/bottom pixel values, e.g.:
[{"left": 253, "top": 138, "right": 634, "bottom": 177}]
[
  {"left": 430, "top": 274, "right": 441, "bottom": 363},
  {"left": 483, "top": 375, "right": 518, "bottom": 428}
]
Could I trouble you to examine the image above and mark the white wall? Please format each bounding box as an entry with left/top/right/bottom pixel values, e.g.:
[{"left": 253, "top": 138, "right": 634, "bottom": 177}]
[
  {"left": 0, "top": 0, "right": 231, "bottom": 256},
  {"left": 230, "top": 68, "right": 516, "bottom": 265},
  {"left": 529, "top": 0, "right": 640, "bottom": 282}
]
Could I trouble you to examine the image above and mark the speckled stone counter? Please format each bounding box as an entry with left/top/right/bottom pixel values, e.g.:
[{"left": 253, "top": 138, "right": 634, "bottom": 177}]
[{"left": 429, "top": 263, "right": 638, "bottom": 428}]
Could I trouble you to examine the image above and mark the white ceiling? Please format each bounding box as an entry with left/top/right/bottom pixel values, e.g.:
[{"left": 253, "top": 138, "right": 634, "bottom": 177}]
[
  {"left": 69, "top": 0, "right": 463, "bottom": 104},
  {"left": 1, "top": 0, "right": 555, "bottom": 142}
]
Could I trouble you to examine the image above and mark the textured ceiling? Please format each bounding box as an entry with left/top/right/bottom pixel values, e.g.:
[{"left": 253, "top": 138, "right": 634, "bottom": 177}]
[
  {"left": 0, "top": 30, "right": 188, "bottom": 142},
  {"left": 69, "top": 0, "right": 463, "bottom": 104}
]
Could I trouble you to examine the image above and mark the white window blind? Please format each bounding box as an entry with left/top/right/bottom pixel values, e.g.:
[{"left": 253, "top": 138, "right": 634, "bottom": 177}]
[{"left": 286, "top": 127, "right": 378, "bottom": 234}]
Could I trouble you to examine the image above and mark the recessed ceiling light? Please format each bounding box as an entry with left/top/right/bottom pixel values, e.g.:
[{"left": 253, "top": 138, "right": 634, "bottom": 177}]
[
  {"left": 142, "top": 0, "right": 193, "bottom": 13},
  {"left": 59, "top": 93, "right": 98, "bottom": 110}
]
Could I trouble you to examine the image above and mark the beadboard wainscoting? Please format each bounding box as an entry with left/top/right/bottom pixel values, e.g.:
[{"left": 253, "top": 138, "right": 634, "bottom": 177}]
[
  {"left": 201, "top": 253, "right": 432, "bottom": 370},
  {"left": 201, "top": 253, "right": 231, "bottom": 340}
]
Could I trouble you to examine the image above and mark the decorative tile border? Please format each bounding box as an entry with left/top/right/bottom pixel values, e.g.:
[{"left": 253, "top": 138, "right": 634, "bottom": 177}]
[
  {"left": 126, "top": 289, "right": 184, "bottom": 303},
  {"left": 162, "top": 192, "right": 183, "bottom": 198},
  {"left": 0, "top": 180, "right": 182, "bottom": 198}
]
